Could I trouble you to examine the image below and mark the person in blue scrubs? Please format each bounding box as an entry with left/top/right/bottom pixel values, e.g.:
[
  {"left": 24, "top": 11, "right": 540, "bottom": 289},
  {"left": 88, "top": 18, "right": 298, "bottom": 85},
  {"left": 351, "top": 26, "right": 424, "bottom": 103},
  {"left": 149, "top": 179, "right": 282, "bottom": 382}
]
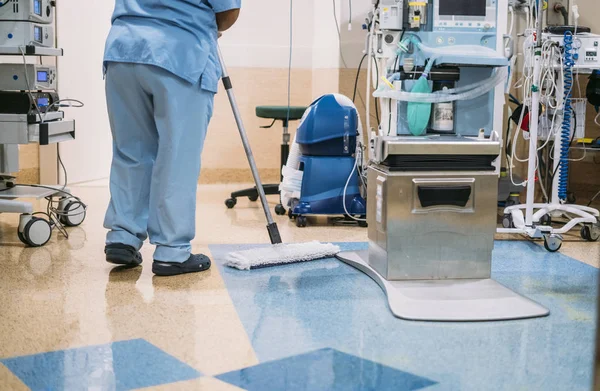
[{"left": 102, "top": 0, "right": 241, "bottom": 276}]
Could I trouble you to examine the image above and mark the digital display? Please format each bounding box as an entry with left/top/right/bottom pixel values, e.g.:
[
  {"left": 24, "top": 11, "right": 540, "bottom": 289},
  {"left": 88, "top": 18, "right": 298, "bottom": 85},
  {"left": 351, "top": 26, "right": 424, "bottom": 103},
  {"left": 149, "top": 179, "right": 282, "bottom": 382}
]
[
  {"left": 439, "top": 0, "right": 487, "bottom": 17},
  {"left": 37, "top": 71, "right": 48, "bottom": 82},
  {"left": 34, "top": 26, "right": 42, "bottom": 43},
  {"left": 37, "top": 97, "right": 49, "bottom": 107},
  {"left": 34, "top": 0, "right": 42, "bottom": 16},
  {"left": 586, "top": 51, "right": 597, "bottom": 57}
]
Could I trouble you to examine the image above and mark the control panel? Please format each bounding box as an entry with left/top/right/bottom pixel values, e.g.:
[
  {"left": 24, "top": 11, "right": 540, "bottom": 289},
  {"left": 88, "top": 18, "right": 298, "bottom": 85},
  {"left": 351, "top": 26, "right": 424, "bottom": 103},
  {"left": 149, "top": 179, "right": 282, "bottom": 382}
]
[
  {"left": 0, "top": 64, "right": 56, "bottom": 90},
  {"left": 433, "top": 0, "right": 497, "bottom": 32},
  {"left": 380, "top": 0, "right": 404, "bottom": 30},
  {"left": 0, "top": 0, "right": 54, "bottom": 24},
  {"left": 543, "top": 33, "right": 600, "bottom": 70},
  {"left": 0, "top": 21, "right": 53, "bottom": 47}
]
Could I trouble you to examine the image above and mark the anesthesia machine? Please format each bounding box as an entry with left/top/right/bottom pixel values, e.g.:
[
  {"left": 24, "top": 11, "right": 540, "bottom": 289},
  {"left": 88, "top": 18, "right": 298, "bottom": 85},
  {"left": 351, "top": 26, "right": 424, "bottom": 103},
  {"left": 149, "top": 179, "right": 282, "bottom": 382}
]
[
  {"left": 336, "top": 0, "right": 549, "bottom": 321},
  {"left": 0, "top": 0, "right": 86, "bottom": 247}
]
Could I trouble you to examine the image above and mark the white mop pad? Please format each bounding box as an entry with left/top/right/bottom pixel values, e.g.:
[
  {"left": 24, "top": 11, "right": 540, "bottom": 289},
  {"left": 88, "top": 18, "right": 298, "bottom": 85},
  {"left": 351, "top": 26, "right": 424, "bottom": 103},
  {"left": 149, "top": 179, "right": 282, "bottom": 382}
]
[{"left": 224, "top": 241, "right": 341, "bottom": 270}]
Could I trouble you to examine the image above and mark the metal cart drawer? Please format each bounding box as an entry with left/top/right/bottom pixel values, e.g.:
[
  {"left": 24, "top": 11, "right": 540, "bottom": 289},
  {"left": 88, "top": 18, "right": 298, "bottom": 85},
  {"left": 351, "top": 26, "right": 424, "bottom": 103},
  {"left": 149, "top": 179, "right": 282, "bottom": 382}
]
[
  {"left": 0, "top": 112, "right": 75, "bottom": 145},
  {"left": 29, "top": 120, "right": 76, "bottom": 145}
]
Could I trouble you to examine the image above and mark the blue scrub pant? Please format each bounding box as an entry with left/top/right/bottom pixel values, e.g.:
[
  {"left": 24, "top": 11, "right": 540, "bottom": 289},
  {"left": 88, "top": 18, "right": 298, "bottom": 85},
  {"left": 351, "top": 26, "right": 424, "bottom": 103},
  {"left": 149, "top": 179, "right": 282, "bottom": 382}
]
[{"left": 104, "top": 62, "right": 214, "bottom": 263}]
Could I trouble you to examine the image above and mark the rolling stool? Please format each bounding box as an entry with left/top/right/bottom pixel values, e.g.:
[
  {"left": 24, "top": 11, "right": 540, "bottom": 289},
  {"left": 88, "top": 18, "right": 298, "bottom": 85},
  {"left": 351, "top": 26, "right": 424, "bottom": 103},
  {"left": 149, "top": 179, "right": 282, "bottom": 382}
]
[{"left": 225, "top": 105, "right": 307, "bottom": 215}]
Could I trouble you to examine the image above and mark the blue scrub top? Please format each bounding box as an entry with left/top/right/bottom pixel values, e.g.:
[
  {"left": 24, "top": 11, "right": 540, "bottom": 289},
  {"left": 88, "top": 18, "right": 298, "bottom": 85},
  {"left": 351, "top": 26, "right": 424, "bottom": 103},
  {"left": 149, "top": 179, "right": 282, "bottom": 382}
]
[{"left": 104, "top": 0, "right": 241, "bottom": 93}]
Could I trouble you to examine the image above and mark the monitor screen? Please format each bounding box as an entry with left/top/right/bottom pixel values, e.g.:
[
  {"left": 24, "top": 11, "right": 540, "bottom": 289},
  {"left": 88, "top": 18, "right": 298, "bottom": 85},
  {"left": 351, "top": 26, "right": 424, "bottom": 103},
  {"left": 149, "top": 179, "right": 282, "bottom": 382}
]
[
  {"left": 34, "top": 26, "right": 42, "bottom": 43},
  {"left": 34, "top": 0, "right": 42, "bottom": 16},
  {"left": 439, "top": 0, "right": 487, "bottom": 17},
  {"left": 37, "top": 97, "right": 49, "bottom": 107},
  {"left": 37, "top": 71, "right": 48, "bottom": 82}
]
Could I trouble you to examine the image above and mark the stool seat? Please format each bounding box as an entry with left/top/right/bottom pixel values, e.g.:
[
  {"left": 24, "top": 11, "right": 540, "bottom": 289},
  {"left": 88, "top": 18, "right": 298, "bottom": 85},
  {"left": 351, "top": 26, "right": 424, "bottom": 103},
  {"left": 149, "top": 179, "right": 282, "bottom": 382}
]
[{"left": 256, "top": 106, "right": 307, "bottom": 121}]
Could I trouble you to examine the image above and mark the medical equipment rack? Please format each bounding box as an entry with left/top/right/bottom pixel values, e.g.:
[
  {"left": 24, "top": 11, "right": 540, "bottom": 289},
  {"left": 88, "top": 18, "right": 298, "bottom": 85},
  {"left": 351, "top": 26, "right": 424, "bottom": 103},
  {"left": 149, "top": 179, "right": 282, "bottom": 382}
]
[
  {"left": 0, "top": 42, "right": 86, "bottom": 247},
  {"left": 497, "top": 6, "right": 600, "bottom": 251}
]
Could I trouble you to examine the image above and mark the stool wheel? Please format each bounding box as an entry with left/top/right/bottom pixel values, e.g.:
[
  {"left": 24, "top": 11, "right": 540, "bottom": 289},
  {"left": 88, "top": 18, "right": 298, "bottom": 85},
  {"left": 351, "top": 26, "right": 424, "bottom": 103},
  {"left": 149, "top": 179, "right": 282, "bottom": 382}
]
[
  {"left": 225, "top": 198, "right": 237, "bottom": 209},
  {"left": 296, "top": 216, "right": 307, "bottom": 228},
  {"left": 275, "top": 204, "right": 286, "bottom": 215}
]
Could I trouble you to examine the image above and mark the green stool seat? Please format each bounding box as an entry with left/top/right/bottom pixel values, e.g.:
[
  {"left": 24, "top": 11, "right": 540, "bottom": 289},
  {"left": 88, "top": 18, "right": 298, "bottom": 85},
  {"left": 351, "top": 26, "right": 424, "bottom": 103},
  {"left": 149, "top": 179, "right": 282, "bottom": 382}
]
[{"left": 256, "top": 106, "right": 307, "bottom": 121}]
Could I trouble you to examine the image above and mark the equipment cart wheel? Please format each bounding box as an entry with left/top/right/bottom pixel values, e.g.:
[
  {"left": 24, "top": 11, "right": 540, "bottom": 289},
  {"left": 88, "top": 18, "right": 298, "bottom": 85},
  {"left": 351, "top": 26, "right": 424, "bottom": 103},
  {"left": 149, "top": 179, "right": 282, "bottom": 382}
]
[
  {"left": 506, "top": 195, "right": 519, "bottom": 207},
  {"left": 358, "top": 216, "right": 368, "bottom": 228},
  {"left": 59, "top": 201, "right": 86, "bottom": 227},
  {"left": 275, "top": 204, "right": 286, "bottom": 215},
  {"left": 22, "top": 217, "right": 52, "bottom": 247},
  {"left": 17, "top": 230, "right": 27, "bottom": 245},
  {"left": 502, "top": 214, "right": 514, "bottom": 229},
  {"left": 296, "top": 215, "right": 307, "bottom": 228},
  {"left": 225, "top": 198, "right": 237, "bottom": 209},
  {"left": 581, "top": 224, "right": 600, "bottom": 242},
  {"left": 543, "top": 234, "right": 562, "bottom": 253},
  {"left": 248, "top": 194, "right": 259, "bottom": 202},
  {"left": 539, "top": 214, "right": 552, "bottom": 226}
]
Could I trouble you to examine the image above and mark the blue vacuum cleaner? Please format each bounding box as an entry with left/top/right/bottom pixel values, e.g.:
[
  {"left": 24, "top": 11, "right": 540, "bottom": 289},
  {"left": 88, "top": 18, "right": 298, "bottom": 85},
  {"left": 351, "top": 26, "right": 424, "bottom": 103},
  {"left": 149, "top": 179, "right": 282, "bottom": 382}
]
[{"left": 280, "top": 94, "right": 367, "bottom": 228}]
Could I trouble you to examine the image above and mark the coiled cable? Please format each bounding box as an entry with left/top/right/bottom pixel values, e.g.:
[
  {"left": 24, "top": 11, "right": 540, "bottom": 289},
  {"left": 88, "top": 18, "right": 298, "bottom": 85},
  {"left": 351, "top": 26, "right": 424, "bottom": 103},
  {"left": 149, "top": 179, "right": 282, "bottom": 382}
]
[{"left": 558, "top": 31, "right": 574, "bottom": 201}]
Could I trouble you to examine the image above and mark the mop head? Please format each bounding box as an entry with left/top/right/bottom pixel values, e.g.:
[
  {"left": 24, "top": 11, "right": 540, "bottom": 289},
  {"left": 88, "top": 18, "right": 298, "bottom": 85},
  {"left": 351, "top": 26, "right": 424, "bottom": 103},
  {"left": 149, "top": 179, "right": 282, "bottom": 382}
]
[{"left": 224, "top": 241, "right": 341, "bottom": 270}]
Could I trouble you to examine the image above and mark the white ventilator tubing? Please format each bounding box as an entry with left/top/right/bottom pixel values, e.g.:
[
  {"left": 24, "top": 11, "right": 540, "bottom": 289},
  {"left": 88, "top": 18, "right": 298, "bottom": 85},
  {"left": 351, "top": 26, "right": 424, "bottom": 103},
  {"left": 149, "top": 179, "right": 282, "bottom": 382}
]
[{"left": 374, "top": 67, "right": 508, "bottom": 103}]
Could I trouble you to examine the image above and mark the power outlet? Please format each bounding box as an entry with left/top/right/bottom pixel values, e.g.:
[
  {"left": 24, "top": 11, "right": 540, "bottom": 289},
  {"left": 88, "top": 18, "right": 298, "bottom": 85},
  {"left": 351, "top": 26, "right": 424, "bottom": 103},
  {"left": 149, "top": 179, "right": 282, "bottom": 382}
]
[{"left": 546, "top": 0, "right": 570, "bottom": 26}]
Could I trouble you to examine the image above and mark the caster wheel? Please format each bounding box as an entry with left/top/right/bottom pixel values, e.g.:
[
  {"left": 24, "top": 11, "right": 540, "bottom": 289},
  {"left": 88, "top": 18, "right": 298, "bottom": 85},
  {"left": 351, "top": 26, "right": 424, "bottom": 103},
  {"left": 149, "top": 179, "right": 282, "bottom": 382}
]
[
  {"left": 543, "top": 234, "right": 562, "bottom": 253},
  {"left": 581, "top": 224, "right": 600, "bottom": 242},
  {"left": 275, "top": 204, "right": 286, "bottom": 216},
  {"left": 296, "top": 216, "right": 307, "bottom": 228},
  {"left": 59, "top": 201, "right": 86, "bottom": 227},
  {"left": 17, "top": 230, "right": 27, "bottom": 245},
  {"left": 506, "top": 195, "right": 520, "bottom": 207},
  {"left": 23, "top": 217, "right": 52, "bottom": 247},
  {"left": 567, "top": 192, "right": 576, "bottom": 204},
  {"left": 539, "top": 214, "right": 552, "bottom": 226},
  {"left": 225, "top": 198, "right": 237, "bottom": 209},
  {"left": 248, "top": 195, "right": 259, "bottom": 202},
  {"left": 502, "top": 214, "right": 514, "bottom": 229},
  {"left": 358, "top": 220, "right": 368, "bottom": 228}
]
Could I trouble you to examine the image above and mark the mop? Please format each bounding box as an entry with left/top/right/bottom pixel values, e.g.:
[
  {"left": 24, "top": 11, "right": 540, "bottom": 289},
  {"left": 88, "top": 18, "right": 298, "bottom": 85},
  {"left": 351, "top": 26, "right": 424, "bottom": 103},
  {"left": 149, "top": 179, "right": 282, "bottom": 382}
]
[{"left": 216, "top": 44, "right": 341, "bottom": 270}]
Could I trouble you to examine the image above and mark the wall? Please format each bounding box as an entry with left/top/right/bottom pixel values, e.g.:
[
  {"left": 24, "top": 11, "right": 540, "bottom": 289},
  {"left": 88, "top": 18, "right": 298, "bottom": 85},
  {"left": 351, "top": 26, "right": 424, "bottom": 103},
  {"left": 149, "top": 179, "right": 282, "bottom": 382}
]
[
  {"left": 55, "top": 0, "right": 115, "bottom": 185},
  {"left": 54, "top": 0, "right": 346, "bottom": 185},
  {"left": 202, "top": 0, "right": 342, "bottom": 183}
]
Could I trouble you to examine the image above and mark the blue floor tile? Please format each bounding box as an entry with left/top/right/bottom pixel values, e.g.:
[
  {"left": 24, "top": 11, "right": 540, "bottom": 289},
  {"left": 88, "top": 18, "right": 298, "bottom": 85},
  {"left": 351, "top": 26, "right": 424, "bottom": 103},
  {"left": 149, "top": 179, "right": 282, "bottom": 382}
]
[
  {"left": 217, "top": 348, "right": 436, "bottom": 391},
  {"left": 1, "top": 339, "right": 201, "bottom": 391},
  {"left": 210, "top": 241, "right": 599, "bottom": 391}
]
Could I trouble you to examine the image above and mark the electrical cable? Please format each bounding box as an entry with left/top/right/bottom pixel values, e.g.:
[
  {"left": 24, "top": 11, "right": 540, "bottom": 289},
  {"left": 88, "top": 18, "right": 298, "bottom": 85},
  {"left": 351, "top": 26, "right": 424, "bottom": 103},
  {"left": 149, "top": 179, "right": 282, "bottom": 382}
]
[
  {"left": 342, "top": 157, "right": 366, "bottom": 222},
  {"left": 348, "top": 0, "right": 352, "bottom": 30},
  {"left": 352, "top": 54, "right": 367, "bottom": 103},
  {"left": 57, "top": 147, "right": 68, "bottom": 191},
  {"left": 372, "top": 53, "right": 380, "bottom": 124},
  {"left": 333, "top": 0, "right": 366, "bottom": 112},
  {"left": 558, "top": 31, "right": 574, "bottom": 201},
  {"left": 286, "top": 0, "right": 293, "bottom": 127},
  {"left": 332, "top": 0, "right": 348, "bottom": 68},
  {"left": 587, "top": 189, "right": 600, "bottom": 207}
]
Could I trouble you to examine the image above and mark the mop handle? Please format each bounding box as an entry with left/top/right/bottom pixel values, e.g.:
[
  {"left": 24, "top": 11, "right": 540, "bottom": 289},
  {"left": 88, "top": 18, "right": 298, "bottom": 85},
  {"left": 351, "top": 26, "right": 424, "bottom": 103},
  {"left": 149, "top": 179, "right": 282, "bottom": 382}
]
[{"left": 217, "top": 43, "right": 283, "bottom": 245}]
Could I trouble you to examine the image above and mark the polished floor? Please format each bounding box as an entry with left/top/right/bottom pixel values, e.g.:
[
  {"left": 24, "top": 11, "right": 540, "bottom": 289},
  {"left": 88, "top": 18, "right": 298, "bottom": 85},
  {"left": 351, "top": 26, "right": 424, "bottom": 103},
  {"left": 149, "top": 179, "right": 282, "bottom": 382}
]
[{"left": 0, "top": 183, "right": 598, "bottom": 390}]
